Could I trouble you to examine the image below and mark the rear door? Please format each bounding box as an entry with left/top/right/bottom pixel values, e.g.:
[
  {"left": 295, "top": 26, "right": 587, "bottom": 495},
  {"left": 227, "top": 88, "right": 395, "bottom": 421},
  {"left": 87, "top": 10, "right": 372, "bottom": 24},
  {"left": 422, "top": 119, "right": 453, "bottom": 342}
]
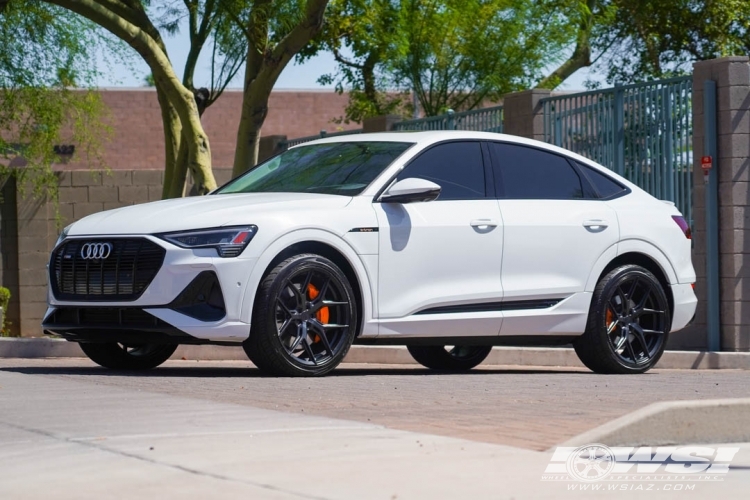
[{"left": 488, "top": 142, "right": 619, "bottom": 335}]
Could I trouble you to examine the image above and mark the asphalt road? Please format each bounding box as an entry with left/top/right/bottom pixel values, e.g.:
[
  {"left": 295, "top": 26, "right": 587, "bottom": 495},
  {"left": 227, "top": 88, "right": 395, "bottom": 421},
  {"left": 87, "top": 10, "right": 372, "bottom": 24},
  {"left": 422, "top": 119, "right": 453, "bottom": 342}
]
[{"left": 2, "top": 358, "right": 750, "bottom": 450}]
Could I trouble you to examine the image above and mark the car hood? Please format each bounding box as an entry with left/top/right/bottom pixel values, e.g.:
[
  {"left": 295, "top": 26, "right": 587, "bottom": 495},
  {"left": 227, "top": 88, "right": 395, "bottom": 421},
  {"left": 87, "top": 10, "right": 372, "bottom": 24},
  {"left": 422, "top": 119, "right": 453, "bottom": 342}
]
[{"left": 68, "top": 192, "right": 353, "bottom": 235}]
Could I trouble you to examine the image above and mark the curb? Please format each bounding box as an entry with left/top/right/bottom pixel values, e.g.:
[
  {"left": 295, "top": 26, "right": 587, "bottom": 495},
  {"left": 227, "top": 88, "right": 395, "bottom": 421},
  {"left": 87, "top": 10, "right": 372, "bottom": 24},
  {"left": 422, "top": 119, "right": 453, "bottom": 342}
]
[
  {"left": 1, "top": 338, "right": 749, "bottom": 369},
  {"left": 557, "top": 398, "right": 750, "bottom": 447}
]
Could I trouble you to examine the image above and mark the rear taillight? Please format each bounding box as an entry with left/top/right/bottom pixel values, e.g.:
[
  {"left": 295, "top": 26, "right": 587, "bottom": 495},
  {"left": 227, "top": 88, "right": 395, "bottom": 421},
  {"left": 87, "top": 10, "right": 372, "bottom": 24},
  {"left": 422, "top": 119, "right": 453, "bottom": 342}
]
[{"left": 672, "top": 215, "right": 691, "bottom": 239}]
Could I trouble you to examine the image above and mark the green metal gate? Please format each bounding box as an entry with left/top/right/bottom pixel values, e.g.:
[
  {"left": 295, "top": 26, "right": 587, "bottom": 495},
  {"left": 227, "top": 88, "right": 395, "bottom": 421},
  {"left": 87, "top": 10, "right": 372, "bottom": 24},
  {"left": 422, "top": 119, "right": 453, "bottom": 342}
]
[{"left": 541, "top": 76, "right": 693, "bottom": 222}]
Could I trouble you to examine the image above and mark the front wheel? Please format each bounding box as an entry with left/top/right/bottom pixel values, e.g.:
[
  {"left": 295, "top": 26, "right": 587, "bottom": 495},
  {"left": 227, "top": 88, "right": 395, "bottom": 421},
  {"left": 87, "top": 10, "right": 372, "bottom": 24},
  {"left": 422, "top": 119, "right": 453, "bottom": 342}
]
[
  {"left": 78, "top": 342, "right": 177, "bottom": 370},
  {"left": 407, "top": 345, "right": 492, "bottom": 371},
  {"left": 243, "top": 254, "right": 358, "bottom": 377},
  {"left": 574, "top": 264, "right": 671, "bottom": 374}
]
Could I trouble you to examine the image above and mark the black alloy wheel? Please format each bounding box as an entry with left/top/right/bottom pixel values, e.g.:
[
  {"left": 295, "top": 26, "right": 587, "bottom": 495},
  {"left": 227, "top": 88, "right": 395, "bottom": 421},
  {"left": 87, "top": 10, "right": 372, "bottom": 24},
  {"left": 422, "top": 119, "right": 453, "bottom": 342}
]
[
  {"left": 407, "top": 344, "right": 492, "bottom": 371},
  {"left": 78, "top": 342, "right": 177, "bottom": 370},
  {"left": 574, "top": 265, "right": 670, "bottom": 374},
  {"left": 244, "top": 254, "right": 358, "bottom": 377}
]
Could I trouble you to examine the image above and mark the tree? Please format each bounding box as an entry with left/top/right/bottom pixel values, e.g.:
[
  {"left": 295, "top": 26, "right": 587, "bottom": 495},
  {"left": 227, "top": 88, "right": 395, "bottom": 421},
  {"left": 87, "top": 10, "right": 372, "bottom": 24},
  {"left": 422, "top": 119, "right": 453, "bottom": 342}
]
[
  {"left": 299, "top": 0, "right": 410, "bottom": 123},
  {"left": 35, "top": 0, "right": 218, "bottom": 197},
  {"left": 1, "top": 1, "right": 110, "bottom": 201},
  {"left": 24, "top": 1, "right": 328, "bottom": 190},
  {"left": 149, "top": 0, "right": 246, "bottom": 197},
  {"left": 309, "top": 0, "right": 580, "bottom": 121},
  {"left": 591, "top": 0, "right": 750, "bottom": 84},
  {"left": 226, "top": 0, "right": 329, "bottom": 176}
]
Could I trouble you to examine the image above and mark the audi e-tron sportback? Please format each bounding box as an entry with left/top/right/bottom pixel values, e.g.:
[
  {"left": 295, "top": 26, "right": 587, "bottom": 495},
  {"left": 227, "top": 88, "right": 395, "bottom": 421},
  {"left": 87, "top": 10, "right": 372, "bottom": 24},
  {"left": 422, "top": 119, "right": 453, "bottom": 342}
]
[{"left": 44, "top": 131, "right": 697, "bottom": 376}]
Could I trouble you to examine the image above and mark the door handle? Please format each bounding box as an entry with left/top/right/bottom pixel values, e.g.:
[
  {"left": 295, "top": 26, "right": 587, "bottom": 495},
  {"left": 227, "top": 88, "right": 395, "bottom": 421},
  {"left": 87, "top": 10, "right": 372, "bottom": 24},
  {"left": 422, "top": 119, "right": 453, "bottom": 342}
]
[
  {"left": 470, "top": 219, "right": 498, "bottom": 228},
  {"left": 582, "top": 219, "right": 609, "bottom": 229}
]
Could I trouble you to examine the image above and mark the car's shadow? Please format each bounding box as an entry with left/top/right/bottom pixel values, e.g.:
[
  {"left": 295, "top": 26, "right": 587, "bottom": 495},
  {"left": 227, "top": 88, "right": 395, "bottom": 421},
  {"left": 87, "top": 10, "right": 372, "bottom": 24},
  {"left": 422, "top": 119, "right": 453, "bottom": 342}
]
[{"left": 0, "top": 365, "right": 593, "bottom": 378}]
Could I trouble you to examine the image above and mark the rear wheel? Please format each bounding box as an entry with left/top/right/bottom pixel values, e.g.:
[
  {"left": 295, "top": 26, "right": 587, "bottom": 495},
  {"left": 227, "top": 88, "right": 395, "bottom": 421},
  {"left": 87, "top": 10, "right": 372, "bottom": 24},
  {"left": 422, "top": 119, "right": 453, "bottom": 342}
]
[
  {"left": 407, "top": 345, "right": 492, "bottom": 371},
  {"left": 574, "top": 264, "right": 670, "bottom": 374},
  {"left": 78, "top": 342, "right": 177, "bottom": 370},
  {"left": 243, "top": 254, "right": 358, "bottom": 377}
]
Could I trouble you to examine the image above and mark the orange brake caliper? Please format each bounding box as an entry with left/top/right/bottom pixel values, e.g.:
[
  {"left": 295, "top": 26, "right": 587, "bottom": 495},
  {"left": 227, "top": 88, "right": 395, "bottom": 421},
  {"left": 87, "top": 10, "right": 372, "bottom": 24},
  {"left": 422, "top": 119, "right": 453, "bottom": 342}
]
[
  {"left": 307, "top": 283, "right": 329, "bottom": 343},
  {"left": 606, "top": 307, "right": 614, "bottom": 329}
]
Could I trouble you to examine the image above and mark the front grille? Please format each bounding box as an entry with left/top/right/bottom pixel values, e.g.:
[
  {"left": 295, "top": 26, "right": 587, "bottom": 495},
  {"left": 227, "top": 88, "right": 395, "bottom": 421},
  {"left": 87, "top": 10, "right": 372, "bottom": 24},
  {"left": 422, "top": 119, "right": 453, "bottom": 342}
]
[{"left": 51, "top": 238, "right": 166, "bottom": 301}]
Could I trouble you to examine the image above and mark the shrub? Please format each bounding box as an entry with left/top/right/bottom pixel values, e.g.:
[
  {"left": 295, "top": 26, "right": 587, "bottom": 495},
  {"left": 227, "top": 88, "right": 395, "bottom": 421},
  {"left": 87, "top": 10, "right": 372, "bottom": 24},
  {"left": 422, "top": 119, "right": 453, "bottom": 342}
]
[{"left": 0, "top": 286, "right": 10, "bottom": 336}]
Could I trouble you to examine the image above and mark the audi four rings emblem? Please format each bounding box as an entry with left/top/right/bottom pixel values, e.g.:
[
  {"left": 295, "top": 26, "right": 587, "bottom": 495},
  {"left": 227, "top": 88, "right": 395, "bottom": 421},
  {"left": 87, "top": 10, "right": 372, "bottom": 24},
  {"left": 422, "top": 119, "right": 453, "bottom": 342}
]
[{"left": 80, "top": 242, "right": 113, "bottom": 260}]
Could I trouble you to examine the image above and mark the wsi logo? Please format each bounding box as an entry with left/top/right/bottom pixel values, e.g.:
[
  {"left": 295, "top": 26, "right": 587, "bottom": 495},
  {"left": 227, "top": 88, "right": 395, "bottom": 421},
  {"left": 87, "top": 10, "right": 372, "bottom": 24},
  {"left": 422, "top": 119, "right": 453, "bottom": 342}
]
[{"left": 543, "top": 444, "right": 740, "bottom": 483}]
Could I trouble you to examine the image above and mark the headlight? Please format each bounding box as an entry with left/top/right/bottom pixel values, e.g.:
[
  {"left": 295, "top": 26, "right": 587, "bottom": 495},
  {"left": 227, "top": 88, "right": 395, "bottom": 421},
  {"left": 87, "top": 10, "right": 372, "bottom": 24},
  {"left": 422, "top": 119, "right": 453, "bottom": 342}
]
[
  {"left": 157, "top": 226, "right": 258, "bottom": 258},
  {"left": 56, "top": 224, "right": 73, "bottom": 247}
]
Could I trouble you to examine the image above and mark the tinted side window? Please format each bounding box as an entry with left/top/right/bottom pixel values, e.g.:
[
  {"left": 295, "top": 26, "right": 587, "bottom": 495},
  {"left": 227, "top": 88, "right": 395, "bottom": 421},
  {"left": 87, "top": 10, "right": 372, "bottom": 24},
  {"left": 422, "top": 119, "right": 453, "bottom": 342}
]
[
  {"left": 577, "top": 162, "right": 627, "bottom": 198},
  {"left": 490, "top": 143, "right": 583, "bottom": 200},
  {"left": 397, "top": 142, "right": 486, "bottom": 200}
]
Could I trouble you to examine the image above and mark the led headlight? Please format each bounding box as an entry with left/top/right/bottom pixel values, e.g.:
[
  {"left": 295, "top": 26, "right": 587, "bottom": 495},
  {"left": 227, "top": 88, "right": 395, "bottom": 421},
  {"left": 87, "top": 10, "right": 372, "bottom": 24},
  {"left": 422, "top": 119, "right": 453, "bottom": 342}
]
[{"left": 158, "top": 225, "right": 258, "bottom": 258}]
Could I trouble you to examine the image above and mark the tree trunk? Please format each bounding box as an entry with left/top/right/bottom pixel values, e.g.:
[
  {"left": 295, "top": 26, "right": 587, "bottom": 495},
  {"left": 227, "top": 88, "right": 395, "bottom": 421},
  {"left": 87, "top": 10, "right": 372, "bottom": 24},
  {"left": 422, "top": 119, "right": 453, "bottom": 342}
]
[
  {"left": 232, "top": 85, "right": 268, "bottom": 177},
  {"left": 535, "top": 0, "right": 595, "bottom": 90},
  {"left": 169, "top": 133, "right": 190, "bottom": 197},
  {"left": 232, "top": 0, "right": 329, "bottom": 177},
  {"left": 157, "top": 87, "right": 182, "bottom": 199}
]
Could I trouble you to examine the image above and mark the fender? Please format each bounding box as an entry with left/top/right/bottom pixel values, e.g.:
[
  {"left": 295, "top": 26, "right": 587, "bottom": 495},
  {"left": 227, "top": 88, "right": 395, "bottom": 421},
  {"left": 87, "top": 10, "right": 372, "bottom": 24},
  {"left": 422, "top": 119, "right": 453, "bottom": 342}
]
[
  {"left": 239, "top": 228, "right": 376, "bottom": 334},
  {"left": 584, "top": 238, "right": 678, "bottom": 291}
]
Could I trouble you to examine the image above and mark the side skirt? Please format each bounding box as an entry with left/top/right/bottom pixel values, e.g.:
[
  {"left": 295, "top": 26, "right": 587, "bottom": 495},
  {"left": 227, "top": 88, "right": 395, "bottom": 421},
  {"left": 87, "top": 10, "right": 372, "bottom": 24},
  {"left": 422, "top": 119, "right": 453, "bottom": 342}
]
[{"left": 354, "top": 335, "right": 581, "bottom": 347}]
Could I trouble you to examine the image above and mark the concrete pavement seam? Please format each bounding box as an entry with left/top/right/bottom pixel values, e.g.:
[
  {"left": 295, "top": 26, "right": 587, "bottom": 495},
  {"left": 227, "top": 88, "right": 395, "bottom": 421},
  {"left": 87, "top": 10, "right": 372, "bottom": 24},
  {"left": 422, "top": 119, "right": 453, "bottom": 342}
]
[{"left": 0, "top": 418, "right": 331, "bottom": 500}]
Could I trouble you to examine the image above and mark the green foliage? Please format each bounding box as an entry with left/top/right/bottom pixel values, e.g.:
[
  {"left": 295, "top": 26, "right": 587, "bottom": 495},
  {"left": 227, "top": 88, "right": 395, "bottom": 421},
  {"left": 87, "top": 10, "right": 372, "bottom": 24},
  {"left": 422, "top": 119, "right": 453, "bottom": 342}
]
[
  {"left": 592, "top": 0, "right": 750, "bottom": 84},
  {"left": 307, "top": 0, "right": 580, "bottom": 120},
  {"left": 0, "top": 286, "right": 10, "bottom": 336},
  {"left": 0, "top": 0, "right": 111, "bottom": 207}
]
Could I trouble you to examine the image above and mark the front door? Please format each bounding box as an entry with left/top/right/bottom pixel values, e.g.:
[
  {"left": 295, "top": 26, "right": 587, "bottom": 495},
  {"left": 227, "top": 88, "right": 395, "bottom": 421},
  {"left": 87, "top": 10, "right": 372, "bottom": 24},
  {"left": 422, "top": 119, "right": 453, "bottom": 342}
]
[{"left": 374, "top": 141, "right": 504, "bottom": 337}]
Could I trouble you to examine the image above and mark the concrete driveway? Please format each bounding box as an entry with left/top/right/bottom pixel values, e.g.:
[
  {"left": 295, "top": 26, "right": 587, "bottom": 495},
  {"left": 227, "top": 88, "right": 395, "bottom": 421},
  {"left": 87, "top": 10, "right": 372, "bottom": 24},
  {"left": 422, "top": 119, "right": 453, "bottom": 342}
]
[{"left": 1, "top": 358, "right": 749, "bottom": 499}]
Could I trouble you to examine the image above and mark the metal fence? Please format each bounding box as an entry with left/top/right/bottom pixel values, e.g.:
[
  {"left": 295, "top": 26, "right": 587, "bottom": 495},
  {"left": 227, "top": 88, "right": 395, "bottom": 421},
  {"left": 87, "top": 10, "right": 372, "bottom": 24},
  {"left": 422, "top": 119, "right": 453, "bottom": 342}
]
[
  {"left": 281, "top": 129, "right": 363, "bottom": 150},
  {"left": 541, "top": 76, "right": 693, "bottom": 222},
  {"left": 393, "top": 105, "right": 504, "bottom": 133}
]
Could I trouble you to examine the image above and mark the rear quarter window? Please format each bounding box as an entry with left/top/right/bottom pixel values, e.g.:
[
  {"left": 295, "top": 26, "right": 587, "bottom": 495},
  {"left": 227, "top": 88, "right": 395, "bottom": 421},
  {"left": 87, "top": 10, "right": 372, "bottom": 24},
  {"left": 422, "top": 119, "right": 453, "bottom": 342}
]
[{"left": 577, "top": 162, "right": 628, "bottom": 199}]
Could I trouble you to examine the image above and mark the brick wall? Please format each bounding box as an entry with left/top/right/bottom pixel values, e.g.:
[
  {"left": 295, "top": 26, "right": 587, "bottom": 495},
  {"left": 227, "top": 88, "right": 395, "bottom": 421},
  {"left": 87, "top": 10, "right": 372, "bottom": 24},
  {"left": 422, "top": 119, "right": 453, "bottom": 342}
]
[{"left": 59, "top": 89, "right": 358, "bottom": 171}]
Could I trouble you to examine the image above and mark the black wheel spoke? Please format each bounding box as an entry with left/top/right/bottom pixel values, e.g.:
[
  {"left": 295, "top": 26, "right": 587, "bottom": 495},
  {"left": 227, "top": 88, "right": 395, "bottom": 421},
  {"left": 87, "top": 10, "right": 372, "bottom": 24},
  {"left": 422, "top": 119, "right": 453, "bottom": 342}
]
[
  {"left": 613, "top": 334, "right": 627, "bottom": 351},
  {"left": 277, "top": 298, "right": 294, "bottom": 318},
  {"left": 626, "top": 278, "right": 639, "bottom": 303},
  {"left": 277, "top": 318, "right": 295, "bottom": 339},
  {"left": 625, "top": 337, "right": 638, "bottom": 362},
  {"left": 315, "top": 277, "right": 331, "bottom": 303},
  {"left": 286, "top": 279, "right": 305, "bottom": 309},
  {"left": 300, "top": 272, "right": 313, "bottom": 297},
  {"left": 301, "top": 337, "right": 318, "bottom": 365},
  {"left": 310, "top": 320, "right": 334, "bottom": 355},
  {"left": 288, "top": 324, "right": 306, "bottom": 352},
  {"left": 630, "top": 324, "right": 651, "bottom": 356}
]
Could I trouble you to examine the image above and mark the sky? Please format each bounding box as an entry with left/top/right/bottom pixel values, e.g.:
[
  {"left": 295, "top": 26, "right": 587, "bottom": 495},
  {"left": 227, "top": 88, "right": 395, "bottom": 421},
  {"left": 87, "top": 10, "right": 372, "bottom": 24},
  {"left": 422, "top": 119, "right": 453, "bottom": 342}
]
[{"left": 96, "top": 24, "right": 605, "bottom": 92}]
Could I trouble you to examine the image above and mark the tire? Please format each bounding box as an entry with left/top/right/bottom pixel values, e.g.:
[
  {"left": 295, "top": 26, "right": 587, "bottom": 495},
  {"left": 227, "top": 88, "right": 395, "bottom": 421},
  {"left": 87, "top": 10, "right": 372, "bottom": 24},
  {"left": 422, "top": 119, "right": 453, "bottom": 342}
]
[
  {"left": 574, "top": 264, "right": 671, "bottom": 374},
  {"left": 406, "top": 345, "right": 492, "bottom": 371},
  {"left": 78, "top": 342, "right": 177, "bottom": 370},
  {"left": 243, "top": 253, "right": 358, "bottom": 377}
]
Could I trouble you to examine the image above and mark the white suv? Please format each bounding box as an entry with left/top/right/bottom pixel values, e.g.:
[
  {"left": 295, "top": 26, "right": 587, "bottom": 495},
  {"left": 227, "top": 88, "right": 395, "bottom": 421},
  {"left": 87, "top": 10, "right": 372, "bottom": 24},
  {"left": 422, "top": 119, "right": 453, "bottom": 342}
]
[{"left": 44, "top": 131, "right": 697, "bottom": 376}]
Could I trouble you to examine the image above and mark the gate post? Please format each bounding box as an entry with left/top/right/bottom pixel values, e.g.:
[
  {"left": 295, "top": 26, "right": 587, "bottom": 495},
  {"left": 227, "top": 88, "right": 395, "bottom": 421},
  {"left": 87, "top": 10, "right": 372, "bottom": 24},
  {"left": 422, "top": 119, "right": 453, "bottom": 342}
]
[
  {"left": 501, "top": 88, "right": 551, "bottom": 140},
  {"left": 692, "top": 56, "right": 750, "bottom": 352}
]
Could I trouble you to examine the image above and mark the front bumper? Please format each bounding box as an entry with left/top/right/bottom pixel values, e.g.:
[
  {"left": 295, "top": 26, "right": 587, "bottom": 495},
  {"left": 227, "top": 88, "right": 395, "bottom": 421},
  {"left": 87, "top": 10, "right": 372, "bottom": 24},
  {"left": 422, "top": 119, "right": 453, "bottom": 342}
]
[{"left": 44, "top": 235, "right": 254, "bottom": 343}]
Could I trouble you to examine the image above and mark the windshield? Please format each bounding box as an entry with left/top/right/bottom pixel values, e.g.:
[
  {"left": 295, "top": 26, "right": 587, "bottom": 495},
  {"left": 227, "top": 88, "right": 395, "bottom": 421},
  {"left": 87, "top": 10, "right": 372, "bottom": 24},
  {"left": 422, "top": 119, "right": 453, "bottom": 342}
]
[{"left": 215, "top": 141, "right": 414, "bottom": 196}]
